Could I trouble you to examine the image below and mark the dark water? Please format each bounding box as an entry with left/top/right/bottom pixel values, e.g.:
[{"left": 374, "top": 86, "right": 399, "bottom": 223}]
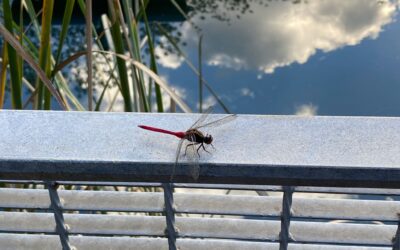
[
  {"left": 156, "top": 0, "right": 400, "bottom": 116},
  {"left": 3, "top": 1, "right": 400, "bottom": 116}
]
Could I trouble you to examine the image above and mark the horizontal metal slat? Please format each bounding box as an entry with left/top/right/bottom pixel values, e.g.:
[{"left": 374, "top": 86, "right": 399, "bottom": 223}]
[
  {"left": 175, "top": 193, "right": 281, "bottom": 216},
  {"left": 292, "top": 197, "right": 400, "bottom": 221},
  {"left": 1, "top": 188, "right": 399, "bottom": 221},
  {"left": 0, "top": 188, "right": 164, "bottom": 212},
  {"left": 1, "top": 188, "right": 280, "bottom": 215},
  {"left": 0, "top": 212, "right": 396, "bottom": 245},
  {"left": 288, "top": 245, "right": 389, "bottom": 250},
  {"left": 0, "top": 212, "right": 166, "bottom": 236},
  {"left": 3, "top": 181, "right": 400, "bottom": 195},
  {"left": 0, "top": 234, "right": 167, "bottom": 250},
  {"left": 0, "top": 234, "right": 392, "bottom": 250},
  {"left": 0, "top": 212, "right": 279, "bottom": 240},
  {"left": 291, "top": 222, "right": 396, "bottom": 245},
  {"left": 0, "top": 188, "right": 283, "bottom": 216}
]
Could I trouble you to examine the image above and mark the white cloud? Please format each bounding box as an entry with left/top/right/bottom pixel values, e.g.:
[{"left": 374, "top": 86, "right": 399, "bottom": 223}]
[
  {"left": 295, "top": 103, "right": 318, "bottom": 116},
  {"left": 152, "top": 74, "right": 187, "bottom": 112},
  {"left": 171, "top": 0, "right": 397, "bottom": 74},
  {"left": 155, "top": 37, "right": 184, "bottom": 69},
  {"left": 197, "top": 95, "right": 217, "bottom": 111},
  {"left": 208, "top": 54, "right": 247, "bottom": 70},
  {"left": 239, "top": 88, "right": 255, "bottom": 98}
]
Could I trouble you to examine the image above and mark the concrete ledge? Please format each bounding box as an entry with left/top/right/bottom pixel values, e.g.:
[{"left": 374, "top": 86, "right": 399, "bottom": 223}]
[{"left": 1, "top": 110, "right": 399, "bottom": 187}]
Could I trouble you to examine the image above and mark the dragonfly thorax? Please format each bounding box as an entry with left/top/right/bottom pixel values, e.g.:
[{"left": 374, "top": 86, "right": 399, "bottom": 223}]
[{"left": 185, "top": 129, "right": 213, "bottom": 144}]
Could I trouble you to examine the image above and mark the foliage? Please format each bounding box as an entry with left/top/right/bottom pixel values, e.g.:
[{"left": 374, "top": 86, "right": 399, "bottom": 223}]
[{"left": 0, "top": 0, "right": 220, "bottom": 112}]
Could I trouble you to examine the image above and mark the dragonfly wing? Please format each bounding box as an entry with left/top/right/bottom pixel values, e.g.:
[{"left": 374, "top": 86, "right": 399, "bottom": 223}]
[
  {"left": 189, "top": 106, "right": 213, "bottom": 129},
  {"left": 171, "top": 138, "right": 185, "bottom": 181},
  {"left": 184, "top": 133, "right": 200, "bottom": 181},
  {"left": 195, "top": 114, "right": 237, "bottom": 129}
]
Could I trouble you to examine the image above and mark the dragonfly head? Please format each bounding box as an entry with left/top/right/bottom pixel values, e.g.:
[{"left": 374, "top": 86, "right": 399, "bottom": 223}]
[{"left": 204, "top": 134, "right": 213, "bottom": 144}]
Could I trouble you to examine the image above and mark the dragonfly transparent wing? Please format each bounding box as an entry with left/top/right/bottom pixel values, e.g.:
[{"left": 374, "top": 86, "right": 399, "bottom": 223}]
[
  {"left": 188, "top": 106, "right": 213, "bottom": 129},
  {"left": 171, "top": 138, "right": 185, "bottom": 181},
  {"left": 194, "top": 114, "right": 237, "bottom": 130},
  {"left": 183, "top": 133, "right": 200, "bottom": 181},
  {"left": 172, "top": 136, "right": 200, "bottom": 181}
]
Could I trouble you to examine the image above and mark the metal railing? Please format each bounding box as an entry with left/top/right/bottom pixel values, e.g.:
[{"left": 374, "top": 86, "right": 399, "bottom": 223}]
[{"left": 0, "top": 110, "right": 400, "bottom": 250}]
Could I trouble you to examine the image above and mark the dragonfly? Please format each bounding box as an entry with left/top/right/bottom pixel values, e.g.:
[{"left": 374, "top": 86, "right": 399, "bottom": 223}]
[{"left": 138, "top": 108, "right": 236, "bottom": 180}]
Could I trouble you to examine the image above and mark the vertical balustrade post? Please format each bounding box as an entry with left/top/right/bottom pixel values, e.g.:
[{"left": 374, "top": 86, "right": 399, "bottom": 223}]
[
  {"left": 47, "top": 181, "right": 73, "bottom": 250},
  {"left": 163, "top": 183, "right": 177, "bottom": 250},
  {"left": 393, "top": 213, "right": 400, "bottom": 250},
  {"left": 279, "top": 186, "right": 294, "bottom": 250}
]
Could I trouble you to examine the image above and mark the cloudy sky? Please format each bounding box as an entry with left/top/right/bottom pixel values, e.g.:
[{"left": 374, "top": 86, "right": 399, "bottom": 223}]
[
  {"left": 158, "top": 0, "right": 397, "bottom": 74},
  {"left": 155, "top": 0, "right": 400, "bottom": 115}
]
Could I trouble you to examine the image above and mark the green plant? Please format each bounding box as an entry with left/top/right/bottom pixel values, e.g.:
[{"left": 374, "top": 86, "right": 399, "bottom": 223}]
[{"left": 0, "top": 0, "right": 228, "bottom": 113}]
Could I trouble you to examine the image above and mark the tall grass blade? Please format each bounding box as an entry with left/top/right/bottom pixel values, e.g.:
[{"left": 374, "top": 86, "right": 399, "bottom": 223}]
[
  {"left": 53, "top": 51, "right": 87, "bottom": 74},
  {"left": 52, "top": 70, "right": 80, "bottom": 110},
  {"left": 0, "top": 45, "right": 8, "bottom": 108},
  {"left": 130, "top": 25, "right": 149, "bottom": 112},
  {"left": 18, "top": 0, "right": 24, "bottom": 81},
  {"left": 43, "top": 46, "right": 52, "bottom": 109},
  {"left": 77, "top": 0, "right": 123, "bottom": 110},
  {"left": 92, "top": 50, "right": 192, "bottom": 113},
  {"left": 86, "top": 0, "right": 93, "bottom": 111},
  {"left": 198, "top": 34, "right": 203, "bottom": 112},
  {"left": 16, "top": 22, "right": 82, "bottom": 110},
  {"left": 170, "top": 0, "right": 199, "bottom": 32},
  {"left": 170, "top": 97, "right": 176, "bottom": 112},
  {"left": 21, "top": 0, "right": 41, "bottom": 35},
  {"left": 130, "top": 57, "right": 191, "bottom": 113},
  {"left": 3, "top": 0, "right": 23, "bottom": 109},
  {"left": 0, "top": 23, "right": 67, "bottom": 109},
  {"left": 54, "top": 0, "right": 75, "bottom": 65},
  {"left": 120, "top": 0, "right": 148, "bottom": 112},
  {"left": 108, "top": 0, "right": 132, "bottom": 112},
  {"left": 36, "top": 0, "right": 54, "bottom": 110},
  {"left": 147, "top": 75, "right": 152, "bottom": 107},
  {"left": 140, "top": 0, "right": 163, "bottom": 112},
  {"left": 94, "top": 79, "right": 111, "bottom": 111}
]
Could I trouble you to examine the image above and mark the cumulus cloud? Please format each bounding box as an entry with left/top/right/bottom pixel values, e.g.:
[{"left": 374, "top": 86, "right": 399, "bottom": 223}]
[
  {"left": 161, "top": 0, "right": 398, "bottom": 74},
  {"left": 155, "top": 37, "right": 184, "bottom": 69},
  {"left": 152, "top": 74, "right": 187, "bottom": 112},
  {"left": 295, "top": 103, "right": 318, "bottom": 116},
  {"left": 197, "top": 95, "right": 217, "bottom": 111}
]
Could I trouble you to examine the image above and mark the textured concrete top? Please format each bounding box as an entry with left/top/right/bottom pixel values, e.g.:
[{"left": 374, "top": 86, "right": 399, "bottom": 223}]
[{"left": 0, "top": 110, "right": 399, "bottom": 187}]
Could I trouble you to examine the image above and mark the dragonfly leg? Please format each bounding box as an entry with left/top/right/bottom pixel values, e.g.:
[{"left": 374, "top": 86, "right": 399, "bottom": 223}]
[
  {"left": 201, "top": 143, "right": 214, "bottom": 154},
  {"left": 197, "top": 143, "right": 211, "bottom": 156},
  {"left": 184, "top": 143, "right": 199, "bottom": 156},
  {"left": 196, "top": 144, "right": 202, "bottom": 157}
]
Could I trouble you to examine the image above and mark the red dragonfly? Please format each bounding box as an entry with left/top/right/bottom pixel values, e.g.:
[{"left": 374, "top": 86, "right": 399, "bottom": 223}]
[{"left": 138, "top": 108, "right": 236, "bottom": 180}]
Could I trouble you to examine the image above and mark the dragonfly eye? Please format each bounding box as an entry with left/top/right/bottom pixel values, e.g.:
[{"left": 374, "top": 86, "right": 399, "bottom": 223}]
[{"left": 205, "top": 135, "right": 213, "bottom": 144}]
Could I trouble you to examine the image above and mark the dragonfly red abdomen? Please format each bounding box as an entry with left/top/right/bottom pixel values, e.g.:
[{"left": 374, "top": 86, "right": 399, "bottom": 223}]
[{"left": 138, "top": 125, "right": 186, "bottom": 139}]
